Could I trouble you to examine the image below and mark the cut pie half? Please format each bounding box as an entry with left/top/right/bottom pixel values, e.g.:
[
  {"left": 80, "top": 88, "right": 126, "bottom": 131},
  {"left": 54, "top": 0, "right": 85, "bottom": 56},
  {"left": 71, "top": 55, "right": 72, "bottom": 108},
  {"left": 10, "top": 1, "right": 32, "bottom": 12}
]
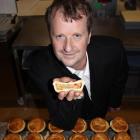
[
  {"left": 72, "top": 118, "right": 87, "bottom": 133},
  {"left": 8, "top": 117, "right": 25, "bottom": 133},
  {"left": 53, "top": 80, "right": 84, "bottom": 92},
  {"left": 69, "top": 133, "right": 88, "bottom": 140},
  {"left": 26, "top": 133, "right": 44, "bottom": 140},
  {"left": 91, "top": 133, "right": 110, "bottom": 140},
  {"left": 113, "top": 132, "right": 132, "bottom": 140},
  {"left": 27, "top": 117, "right": 46, "bottom": 133},
  {"left": 90, "top": 117, "right": 109, "bottom": 133},
  {"left": 110, "top": 116, "right": 128, "bottom": 133},
  {"left": 46, "top": 133, "right": 65, "bottom": 140},
  {"left": 48, "top": 122, "right": 64, "bottom": 133},
  {"left": 4, "top": 133, "right": 22, "bottom": 140}
]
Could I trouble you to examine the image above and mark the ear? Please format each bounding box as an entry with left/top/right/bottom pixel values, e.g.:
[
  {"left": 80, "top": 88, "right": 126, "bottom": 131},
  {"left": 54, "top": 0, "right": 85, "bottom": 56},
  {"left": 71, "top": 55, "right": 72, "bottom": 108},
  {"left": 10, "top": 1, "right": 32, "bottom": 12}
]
[{"left": 88, "top": 32, "right": 92, "bottom": 44}]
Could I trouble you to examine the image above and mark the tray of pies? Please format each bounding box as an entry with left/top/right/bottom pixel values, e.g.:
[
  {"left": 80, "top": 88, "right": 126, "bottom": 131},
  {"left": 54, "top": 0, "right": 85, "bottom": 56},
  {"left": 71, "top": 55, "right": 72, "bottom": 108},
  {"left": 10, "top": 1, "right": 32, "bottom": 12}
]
[{"left": 2, "top": 116, "right": 132, "bottom": 140}]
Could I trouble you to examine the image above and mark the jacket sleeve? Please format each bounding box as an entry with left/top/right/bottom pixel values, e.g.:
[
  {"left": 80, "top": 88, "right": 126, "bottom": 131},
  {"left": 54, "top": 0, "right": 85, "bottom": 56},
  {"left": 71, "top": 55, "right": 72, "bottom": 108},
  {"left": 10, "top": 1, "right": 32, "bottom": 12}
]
[{"left": 109, "top": 45, "right": 128, "bottom": 108}]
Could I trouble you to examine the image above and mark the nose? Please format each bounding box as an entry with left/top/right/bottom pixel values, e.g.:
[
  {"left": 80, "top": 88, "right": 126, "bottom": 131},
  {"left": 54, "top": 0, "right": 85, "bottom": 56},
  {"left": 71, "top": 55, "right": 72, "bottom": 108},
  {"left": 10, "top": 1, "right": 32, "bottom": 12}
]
[{"left": 64, "top": 37, "right": 72, "bottom": 52}]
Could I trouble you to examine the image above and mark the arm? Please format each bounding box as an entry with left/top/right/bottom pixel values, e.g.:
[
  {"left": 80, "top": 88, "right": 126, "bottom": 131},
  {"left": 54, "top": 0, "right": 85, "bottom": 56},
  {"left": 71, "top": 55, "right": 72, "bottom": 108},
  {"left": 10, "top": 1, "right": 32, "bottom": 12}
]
[{"left": 109, "top": 45, "right": 128, "bottom": 109}]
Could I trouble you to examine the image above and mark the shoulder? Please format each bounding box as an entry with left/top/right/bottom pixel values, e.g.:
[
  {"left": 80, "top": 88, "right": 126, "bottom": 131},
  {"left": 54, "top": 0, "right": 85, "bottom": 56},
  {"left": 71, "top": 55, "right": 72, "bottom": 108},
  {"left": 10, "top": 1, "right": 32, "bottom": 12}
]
[
  {"left": 88, "top": 35, "right": 125, "bottom": 55},
  {"left": 25, "top": 45, "right": 55, "bottom": 67}
]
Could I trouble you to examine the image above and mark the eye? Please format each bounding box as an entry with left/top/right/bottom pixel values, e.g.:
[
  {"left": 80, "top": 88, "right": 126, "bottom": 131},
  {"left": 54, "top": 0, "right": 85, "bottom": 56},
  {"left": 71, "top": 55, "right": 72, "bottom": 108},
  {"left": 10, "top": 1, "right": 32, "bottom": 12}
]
[
  {"left": 73, "top": 34, "right": 82, "bottom": 40},
  {"left": 56, "top": 34, "right": 65, "bottom": 40}
]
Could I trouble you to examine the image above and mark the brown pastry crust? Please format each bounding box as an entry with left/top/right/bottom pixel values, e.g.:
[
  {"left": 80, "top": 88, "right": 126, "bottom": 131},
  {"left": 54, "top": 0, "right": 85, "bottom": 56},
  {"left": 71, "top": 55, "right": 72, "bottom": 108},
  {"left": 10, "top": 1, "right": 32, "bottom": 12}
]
[
  {"left": 48, "top": 122, "right": 64, "bottom": 133},
  {"left": 8, "top": 118, "right": 25, "bottom": 133},
  {"left": 69, "top": 133, "right": 88, "bottom": 140},
  {"left": 91, "top": 133, "right": 110, "bottom": 140},
  {"left": 46, "top": 133, "right": 65, "bottom": 140},
  {"left": 26, "top": 133, "right": 44, "bottom": 140},
  {"left": 110, "top": 116, "right": 128, "bottom": 133},
  {"left": 113, "top": 132, "right": 132, "bottom": 140},
  {"left": 90, "top": 117, "right": 109, "bottom": 133},
  {"left": 72, "top": 118, "right": 87, "bottom": 133},
  {"left": 4, "top": 133, "right": 22, "bottom": 140},
  {"left": 27, "top": 117, "right": 46, "bottom": 133}
]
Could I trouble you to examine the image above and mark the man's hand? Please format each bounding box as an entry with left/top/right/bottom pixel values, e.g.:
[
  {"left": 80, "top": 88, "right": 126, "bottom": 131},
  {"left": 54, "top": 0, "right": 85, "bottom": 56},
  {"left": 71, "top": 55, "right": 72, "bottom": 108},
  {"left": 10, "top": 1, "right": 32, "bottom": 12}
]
[{"left": 53, "top": 77, "right": 84, "bottom": 101}]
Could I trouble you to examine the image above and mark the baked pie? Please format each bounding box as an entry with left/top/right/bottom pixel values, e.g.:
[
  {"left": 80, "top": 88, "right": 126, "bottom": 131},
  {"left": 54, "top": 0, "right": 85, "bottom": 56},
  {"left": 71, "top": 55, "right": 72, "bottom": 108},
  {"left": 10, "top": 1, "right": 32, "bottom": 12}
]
[
  {"left": 91, "top": 133, "right": 110, "bottom": 140},
  {"left": 48, "top": 122, "right": 64, "bottom": 133},
  {"left": 110, "top": 116, "right": 128, "bottom": 133},
  {"left": 90, "top": 117, "right": 109, "bottom": 133},
  {"left": 46, "top": 133, "right": 65, "bottom": 140},
  {"left": 72, "top": 118, "right": 87, "bottom": 133},
  {"left": 27, "top": 117, "right": 46, "bottom": 133},
  {"left": 69, "top": 133, "right": 88, "bottom": 140},
  {"left": 113, "top": 132, "right": 132, "bottom": 140},
  {"left": 26, "top": 133, "right": 44, "bottom": 140},
  {"left": 8, "top": 117, "right": 25, "bottom": 133},
  {"left": 4, "top": 133, "right": 22, "bottom": 140},
  {"left": 53, "top": 80, "right": 84, "bottom": 92}
]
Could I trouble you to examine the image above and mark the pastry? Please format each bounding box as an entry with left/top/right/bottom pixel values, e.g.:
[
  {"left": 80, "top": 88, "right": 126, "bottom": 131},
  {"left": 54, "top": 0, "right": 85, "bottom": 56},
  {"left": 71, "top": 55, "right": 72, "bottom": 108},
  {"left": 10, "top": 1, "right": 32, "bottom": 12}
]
[
  {"left": 4, "top": 133, "right": 22, "bottom": 140},
  {"left": 26, "top": 133, "right": 44, "bottom": 140},
  {"left": 48, "top": 122, "right": 64, "bottom": 133},
  {"left": 110, "top": 116, "right": 128, "bottom": 133},
  {"left": 90, "top": 117, "right": 109, "bottom": 133},
  {"left": 69, "top": 133, "right": 88, "bottom": 140},
  {"left": 113, "top": 132, "right": 132, "bottom": 140},
  {"left": 91, "top": 133, "right": 110, "bottom": 140},
  {"left": 72, "top": 118, "right": 87, "bottom": 133},
  {"left": 8, "top": 117, "right": 25, "bottom": 133},
  {"left": 27, "top": 117, "right": 46, "bottom": 133},
  {"left": 46, "top": 133, "right": 65, "bottom": 140},
  {"left": 53, "top": 80, "right": 84, "bottom": 92}
]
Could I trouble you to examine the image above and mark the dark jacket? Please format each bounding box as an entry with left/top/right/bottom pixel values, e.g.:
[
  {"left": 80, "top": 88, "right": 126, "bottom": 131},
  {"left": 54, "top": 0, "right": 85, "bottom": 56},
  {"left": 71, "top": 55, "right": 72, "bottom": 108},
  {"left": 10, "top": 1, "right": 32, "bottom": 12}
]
[{"left": 27, "top": 36, "right": 128, "bottom": 130}]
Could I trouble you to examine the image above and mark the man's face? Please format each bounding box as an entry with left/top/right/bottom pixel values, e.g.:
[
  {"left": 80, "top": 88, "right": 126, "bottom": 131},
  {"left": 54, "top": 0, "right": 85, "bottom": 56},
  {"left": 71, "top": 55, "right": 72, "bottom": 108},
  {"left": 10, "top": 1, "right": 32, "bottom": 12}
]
[{"left": 50, "top": 10, "right": 91, "bottom": 70}]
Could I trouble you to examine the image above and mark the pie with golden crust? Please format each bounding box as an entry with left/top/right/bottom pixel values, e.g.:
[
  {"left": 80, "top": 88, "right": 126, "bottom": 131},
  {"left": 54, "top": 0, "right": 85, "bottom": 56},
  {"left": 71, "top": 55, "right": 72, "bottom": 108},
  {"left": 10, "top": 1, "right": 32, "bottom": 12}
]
[
  {"left": 110, "top": 116, "right": 128, "bottom": 133},
  {"left": 72, "top": 118, "right": 87, "bottom": 133},
  {"left": 46, "top": 133, "right": 65, "bottom": 140},
  {"left": 90, "top": 117, "right": 109, "bottom": 133},
  {"left": 91, "top": 133, "right": 110, "bottom": 140},
  {"left": 48, "top": 122, "right": 64, "bottom": 133},
  {"left": 53, "top": 80, "right": 84, "bottom": 92},
  {"left": 27, "top": 117, "right": 46, "bottom": 133},
  {"left": 69, "top": 133, "right": 88, "bottom": 140},
  {"left": 113, "top": 132, "right": 132, "bottom": 140},
  {"left": 26, "top": 133, "right": 44, "bottom": 140},
  {"left": 4, "top": 133, "right": 22, "bottom": 140},
  {"left": 8, "top": 117, "right": 25, "bottom": 133}
]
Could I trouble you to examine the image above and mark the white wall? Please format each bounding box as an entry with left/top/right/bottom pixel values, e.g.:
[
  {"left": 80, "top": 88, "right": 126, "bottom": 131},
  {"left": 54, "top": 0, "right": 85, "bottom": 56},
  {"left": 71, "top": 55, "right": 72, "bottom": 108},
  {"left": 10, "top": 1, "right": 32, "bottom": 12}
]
[{"left": 0, "top": 0, "right": 17, "bottom": 14}]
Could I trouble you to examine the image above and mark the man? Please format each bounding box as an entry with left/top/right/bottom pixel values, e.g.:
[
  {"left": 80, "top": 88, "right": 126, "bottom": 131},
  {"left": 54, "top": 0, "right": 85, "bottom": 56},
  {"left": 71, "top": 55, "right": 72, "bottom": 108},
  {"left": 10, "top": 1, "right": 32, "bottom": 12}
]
[{"left": 27, "top": 0, "right": 128, "bottom": 130}]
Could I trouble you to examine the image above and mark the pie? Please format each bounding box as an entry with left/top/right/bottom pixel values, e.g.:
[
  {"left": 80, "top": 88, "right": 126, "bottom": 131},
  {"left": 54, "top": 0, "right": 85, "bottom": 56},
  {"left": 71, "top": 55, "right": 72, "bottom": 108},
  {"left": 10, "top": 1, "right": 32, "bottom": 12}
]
[
  {"left": 90, "top": 117, "right": 110, "bottom": 133},
  {"left": 72, "top": 118, "right": 87, "bottom": 133},
  {"left": 110, "top": 116, "right": 128, "bottom": 133},
  {"left": 8, "top": 117, "right": 25, "bottom": 133},
  {"left": 46, "top": 133, "right": 65, "bottom": 140},
  {"left": 91, "top": 133, "right": 110, "bottom": 140},
  {"left": 69, "top": 133, "right": 88, "bottom": 140},
  {"left": 4, "top": 133, "right": 22, "bottom": 140},
  {"left": 53, "top": 80, "right": 84, "bottom": 92},
  {"left": 26, "top": 133, "right": 44, "bottom": 140},
  {"left": 27, "top": 117, "right": 46, "bottom": 133},
  {"left": 48, "top": 122, "right": 64, "bottom": 133},
  {"left": 113, "top": 132, "right": 132, "bottom": 140}
]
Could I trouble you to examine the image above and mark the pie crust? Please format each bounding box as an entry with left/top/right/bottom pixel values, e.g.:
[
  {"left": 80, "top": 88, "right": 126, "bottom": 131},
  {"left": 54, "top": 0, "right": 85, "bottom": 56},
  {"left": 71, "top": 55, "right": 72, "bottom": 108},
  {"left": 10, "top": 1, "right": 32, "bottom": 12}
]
[
  {"left": 27, "top": 117, "right": 46, "bottom": 133},
  {"left": 110, "top": 116, "right": 128, "bottom": 133},
  {"left": 90, "top": 117, "right": 109, "bottom": 133},
  {"left": 8, "top": 118, "right": 25, "bottom": 133},
  {"left": 72, "top": 118, "right": 87, "bottom": 133}
]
